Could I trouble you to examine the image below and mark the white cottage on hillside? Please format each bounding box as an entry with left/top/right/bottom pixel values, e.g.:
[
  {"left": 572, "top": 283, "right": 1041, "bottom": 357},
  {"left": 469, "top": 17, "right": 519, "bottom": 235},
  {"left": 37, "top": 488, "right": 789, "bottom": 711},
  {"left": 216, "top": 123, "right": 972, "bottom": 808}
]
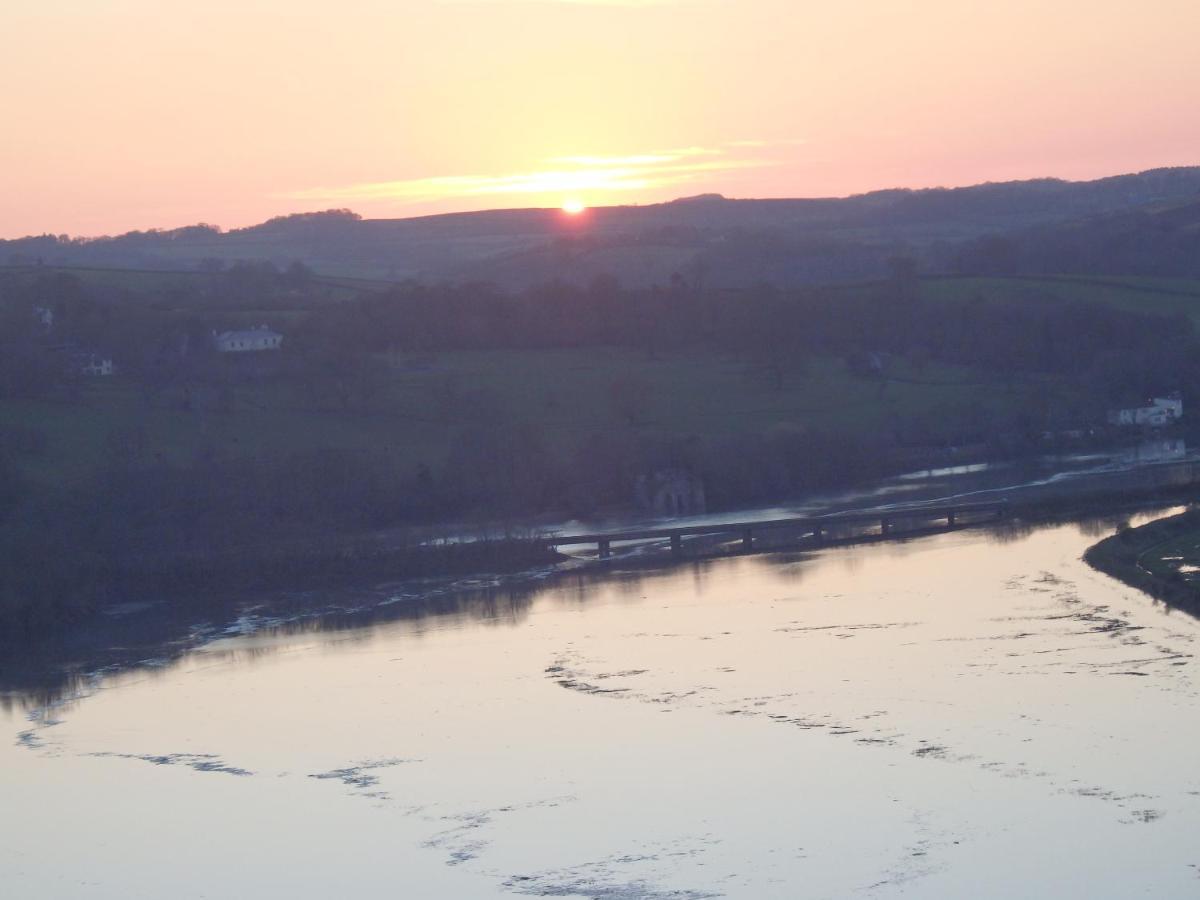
[
  {"left": 73, "top": 352, "right": 114, "bottom": 376},
  {"left": 1108, "top": 392, "right": 1183, "bottom": 428},
  {"left": 213, "top": 325, "right": 283, "bottom": 353}
]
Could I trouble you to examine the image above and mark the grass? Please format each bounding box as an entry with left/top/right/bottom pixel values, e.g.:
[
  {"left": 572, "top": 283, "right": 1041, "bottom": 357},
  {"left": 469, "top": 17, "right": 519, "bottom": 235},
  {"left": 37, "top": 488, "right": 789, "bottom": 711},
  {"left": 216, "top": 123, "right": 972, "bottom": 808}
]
[
  {"left": 1084, "top": 510, "right": 1200, "bottom": 617},
  {"left": 9, "top": 266, "right": 1175, "bottom": 487},
  {"left": 917, "top": 275, "right": 1200, "bottom": 324},
  {"left": 1132, "top": 529, "right": 1200, "bottom": 582},
  {"left": 0, "top": 264, "right": 367, "bottom": 304},
  {"left": 14, "top": 264, "right": 1200, "bottom": 322},
  {"left": 416, "top": 348, "right": 1048, "bottom": 438},
  {"left": 2, "top": 346, "right": 1075, "bottom": 486}
]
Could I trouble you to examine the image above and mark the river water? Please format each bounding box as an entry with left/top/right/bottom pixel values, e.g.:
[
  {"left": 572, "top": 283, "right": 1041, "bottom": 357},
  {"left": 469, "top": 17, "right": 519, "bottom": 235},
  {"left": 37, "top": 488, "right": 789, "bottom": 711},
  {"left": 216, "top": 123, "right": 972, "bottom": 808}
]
[{"left": 5, "top": 506, "right": 1200, "bottom": 898}]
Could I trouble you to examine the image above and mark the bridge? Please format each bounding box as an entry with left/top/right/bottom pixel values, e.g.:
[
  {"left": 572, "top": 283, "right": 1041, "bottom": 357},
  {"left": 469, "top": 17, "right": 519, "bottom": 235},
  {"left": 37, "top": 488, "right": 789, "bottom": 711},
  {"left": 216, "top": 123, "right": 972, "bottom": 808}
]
[{"left": 545, "top": 500, "right": 1008, "bottom": 559}]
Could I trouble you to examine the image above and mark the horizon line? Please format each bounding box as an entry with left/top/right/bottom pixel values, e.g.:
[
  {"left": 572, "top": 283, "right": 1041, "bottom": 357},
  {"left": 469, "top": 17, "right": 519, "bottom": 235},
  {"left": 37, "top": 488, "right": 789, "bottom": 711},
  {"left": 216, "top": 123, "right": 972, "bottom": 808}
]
[{"left": 2, "top": 162, "right": 1197, "bottom": 243}]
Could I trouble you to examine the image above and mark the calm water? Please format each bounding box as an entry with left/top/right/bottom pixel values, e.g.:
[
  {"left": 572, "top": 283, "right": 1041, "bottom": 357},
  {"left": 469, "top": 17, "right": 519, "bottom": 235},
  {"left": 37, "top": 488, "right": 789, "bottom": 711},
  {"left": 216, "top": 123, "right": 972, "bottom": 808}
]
[{"left": 5, "top": 512, "right": 1200, "bottom": 898}]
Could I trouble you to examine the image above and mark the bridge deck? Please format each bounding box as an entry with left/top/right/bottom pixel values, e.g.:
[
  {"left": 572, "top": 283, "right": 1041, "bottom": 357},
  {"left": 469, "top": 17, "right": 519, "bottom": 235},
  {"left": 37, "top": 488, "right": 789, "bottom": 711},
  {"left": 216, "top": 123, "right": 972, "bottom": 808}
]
[{"left": 546, "top": 500, "right": 1006, "bottom": 550}]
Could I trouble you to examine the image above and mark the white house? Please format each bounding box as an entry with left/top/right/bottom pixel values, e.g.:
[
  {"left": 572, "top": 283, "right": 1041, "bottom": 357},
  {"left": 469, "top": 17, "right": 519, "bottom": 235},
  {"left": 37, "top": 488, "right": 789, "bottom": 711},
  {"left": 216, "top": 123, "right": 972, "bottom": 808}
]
[
  {"left": 76, "top": 353, "right": 114, "bottom": 376},
  {"left": 213, "top": 325, "right": 283, "bottom": 353},
  {"left": 1151, "top": 393, "right": 1183, "bottom": 419},
  {"left": 1108, "top": 392, "right": 1183, "bottom": 428}
]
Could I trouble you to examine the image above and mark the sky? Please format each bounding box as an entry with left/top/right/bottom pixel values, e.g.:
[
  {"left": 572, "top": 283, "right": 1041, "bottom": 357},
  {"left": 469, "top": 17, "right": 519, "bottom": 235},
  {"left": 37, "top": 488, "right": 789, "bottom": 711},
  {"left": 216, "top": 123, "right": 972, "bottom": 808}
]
[{"left": 2, "top": 0, "right": 1198, "bottom": 237}]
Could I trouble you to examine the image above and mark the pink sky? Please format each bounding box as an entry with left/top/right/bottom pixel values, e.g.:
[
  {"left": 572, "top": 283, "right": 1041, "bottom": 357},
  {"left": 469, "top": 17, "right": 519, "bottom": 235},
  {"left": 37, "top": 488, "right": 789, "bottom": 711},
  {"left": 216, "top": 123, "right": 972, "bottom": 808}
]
[{"left": 2, "top": 0, "right": 1198, "bottom": 238}]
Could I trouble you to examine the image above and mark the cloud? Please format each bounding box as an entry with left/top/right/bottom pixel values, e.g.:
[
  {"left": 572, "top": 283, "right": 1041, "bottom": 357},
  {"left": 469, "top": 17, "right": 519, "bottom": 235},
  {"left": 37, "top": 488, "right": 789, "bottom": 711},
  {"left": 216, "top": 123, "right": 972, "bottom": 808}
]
[
  {"left": 551, "top": 147, "right": 722, "bottom": 166},
  {"left": 284, "top": 145, "right": 771, "bottom": 205},
  {"left": 728, "top": 138, "right": 807, "bottom": 148},
  {"left": 438, "top": 1, "right": 691, "bottom": 6}
]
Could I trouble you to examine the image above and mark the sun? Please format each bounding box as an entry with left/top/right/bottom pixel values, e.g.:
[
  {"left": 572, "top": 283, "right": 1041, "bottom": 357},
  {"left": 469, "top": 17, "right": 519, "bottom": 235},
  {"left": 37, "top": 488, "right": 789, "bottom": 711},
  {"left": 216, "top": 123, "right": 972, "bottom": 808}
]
[{"left": 561, "top": 199, "right": 587, "bottom": 215}]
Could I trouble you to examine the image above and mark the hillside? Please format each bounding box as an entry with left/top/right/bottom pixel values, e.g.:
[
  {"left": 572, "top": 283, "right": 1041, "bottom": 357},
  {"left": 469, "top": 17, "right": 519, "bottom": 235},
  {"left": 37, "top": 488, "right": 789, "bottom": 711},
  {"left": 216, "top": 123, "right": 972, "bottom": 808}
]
[
  {"left": 4, "top": 167, "right": 1199, "bottom": 287},
  {"left": 953, "top": 199, "right": 1200, "bottom": 278}
]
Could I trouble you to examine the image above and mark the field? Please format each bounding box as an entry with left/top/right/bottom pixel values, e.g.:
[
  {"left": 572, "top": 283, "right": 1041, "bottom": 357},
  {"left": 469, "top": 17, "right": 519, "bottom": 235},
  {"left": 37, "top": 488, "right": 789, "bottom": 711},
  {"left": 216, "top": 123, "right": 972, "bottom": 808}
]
[
  {"left": 1, "top": 346, "right": 1073, "bottom": 486},
  {"left": 0, "top": 263, "right": 366, "bottom": 304},
  {"left": 917, "top": 274, "right": 1200, "bottom": 323},
  {"left": 5, "top": 266, "right": 1196, "bottom": 488},
  {"left": 13, "top": 264, "right": 1200, "bottom": 319}
]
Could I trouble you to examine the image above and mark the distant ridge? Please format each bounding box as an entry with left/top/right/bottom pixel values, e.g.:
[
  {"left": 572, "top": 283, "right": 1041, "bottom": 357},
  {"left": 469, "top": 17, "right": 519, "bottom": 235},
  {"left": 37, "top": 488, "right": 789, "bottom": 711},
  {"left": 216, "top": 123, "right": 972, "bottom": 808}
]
[
  {"left": 3, "top": 166, "right": 1198, "bottom": 287},
  {"left": 668, "top": 193, "right": 729, "bottom": 204}
]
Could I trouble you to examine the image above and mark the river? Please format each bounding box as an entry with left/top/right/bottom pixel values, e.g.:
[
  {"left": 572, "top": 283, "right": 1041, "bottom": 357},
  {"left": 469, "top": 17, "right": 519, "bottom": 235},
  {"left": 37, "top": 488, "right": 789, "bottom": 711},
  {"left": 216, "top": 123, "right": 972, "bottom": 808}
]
[{"left": 5, "top": 502, "right": 1200, "bottom": 897}]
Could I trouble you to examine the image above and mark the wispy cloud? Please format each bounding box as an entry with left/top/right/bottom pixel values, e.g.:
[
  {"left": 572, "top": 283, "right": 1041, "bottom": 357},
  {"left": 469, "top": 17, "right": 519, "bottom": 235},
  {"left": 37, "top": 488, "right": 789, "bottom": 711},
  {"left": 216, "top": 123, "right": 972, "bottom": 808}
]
[
  {"left": 728, "top": 138, "right": 807, "bottom": 149},
  {"left": 438, "top": 1, "right": 692, "bottom": 6},
  {"left": 551, "top": 147, "right": 722, "bottom": 167},
  {"left": 284, "top": 144, "right": 776, "bottom": 205}
]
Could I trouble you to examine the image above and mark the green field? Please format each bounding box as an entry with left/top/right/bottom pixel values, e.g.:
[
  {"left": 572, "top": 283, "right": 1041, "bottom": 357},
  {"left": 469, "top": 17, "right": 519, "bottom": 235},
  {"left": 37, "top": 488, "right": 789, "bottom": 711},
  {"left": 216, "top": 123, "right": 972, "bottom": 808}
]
[
  {"left": 0, "top": 263, "right": 366, "bottom": 304},
  {"left": 13, "top": 264, "right": 1200, "bottom": 321},
  {"left": 917, "top": 274, "right": 1200, "bottom": 324},
  {"left": 7, "top": 266, "right": 1192, "bottom": 488},
  {"left": 1, "top": 346, "right": 1074, "bottom": 486}
]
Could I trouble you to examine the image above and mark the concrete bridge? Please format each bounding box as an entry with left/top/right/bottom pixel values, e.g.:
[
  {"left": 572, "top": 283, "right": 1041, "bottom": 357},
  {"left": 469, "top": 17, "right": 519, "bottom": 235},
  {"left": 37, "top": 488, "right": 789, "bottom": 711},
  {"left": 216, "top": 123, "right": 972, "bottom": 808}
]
[{"left": 546, "top": 500, "right": 1008, "bottom": 559}]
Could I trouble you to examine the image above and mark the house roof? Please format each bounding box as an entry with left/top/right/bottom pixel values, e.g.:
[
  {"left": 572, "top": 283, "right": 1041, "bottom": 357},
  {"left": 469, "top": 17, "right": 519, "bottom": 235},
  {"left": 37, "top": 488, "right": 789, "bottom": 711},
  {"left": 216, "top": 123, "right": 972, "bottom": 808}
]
[{"left": 215, "top": 327, "right": 282, "bottom": 341}]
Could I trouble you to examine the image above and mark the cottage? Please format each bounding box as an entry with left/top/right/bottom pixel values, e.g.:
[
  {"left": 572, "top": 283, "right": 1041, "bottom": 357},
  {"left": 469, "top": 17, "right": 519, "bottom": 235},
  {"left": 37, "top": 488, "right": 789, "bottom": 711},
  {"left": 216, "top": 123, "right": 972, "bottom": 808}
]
[
  {"left": 213, "top": 325, "right": 283, "bottom": 353},
  {"left": 75, "top": 353, "right": 114, "bottom": 376},
  {"left": 1107, "top": 392, "right": 1183, "bottom": 428},
  {"left": 635, "top": 469, "right": 707, "bottom": 518}
]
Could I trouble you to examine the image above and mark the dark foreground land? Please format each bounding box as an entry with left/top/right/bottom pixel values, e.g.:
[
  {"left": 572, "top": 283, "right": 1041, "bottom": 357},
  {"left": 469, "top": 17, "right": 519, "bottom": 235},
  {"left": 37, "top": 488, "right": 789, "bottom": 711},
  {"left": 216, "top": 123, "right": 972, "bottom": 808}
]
[{"left": 1085, "top": 508, "right": 1200, "bottom": 617}]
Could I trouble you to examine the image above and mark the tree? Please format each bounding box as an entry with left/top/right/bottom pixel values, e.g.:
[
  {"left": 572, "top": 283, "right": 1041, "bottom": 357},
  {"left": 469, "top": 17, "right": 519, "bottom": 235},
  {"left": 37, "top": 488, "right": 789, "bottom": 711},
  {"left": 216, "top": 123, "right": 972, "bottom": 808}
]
[{"left": 283, "top": 260, "right": 313, "bottom": 290}]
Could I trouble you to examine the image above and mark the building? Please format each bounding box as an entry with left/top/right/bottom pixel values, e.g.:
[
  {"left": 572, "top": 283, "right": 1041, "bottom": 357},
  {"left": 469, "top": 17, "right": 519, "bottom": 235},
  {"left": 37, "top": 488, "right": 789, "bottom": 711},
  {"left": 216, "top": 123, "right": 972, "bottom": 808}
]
[
  {"left": 75, "top": 352, "right": 114, "bottom": 376},
  {"left": 1108, "top": 392, "right": 1183, "bottom": 428},
  {"left": 635, "top": 469, "right": 707, "bottom": 518},
  {"left": 1151, "top": 392, "right": 1184, "bottom": 420},
  {"left": 213, "top": 325, "right": 283, "bottom": 353}
]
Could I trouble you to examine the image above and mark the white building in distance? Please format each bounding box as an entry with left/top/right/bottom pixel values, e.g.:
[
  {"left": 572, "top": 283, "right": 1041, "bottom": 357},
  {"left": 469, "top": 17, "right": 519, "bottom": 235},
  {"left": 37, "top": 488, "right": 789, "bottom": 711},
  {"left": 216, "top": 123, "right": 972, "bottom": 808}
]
[
  {"left": 76, "top": 353, "right": 114, "bottom": 376},
  {"left": 1108, "top": 392, "right": 1183, "bottom": 428},
  {"left": 213, "top": 325, "right": 283, "bottom": 353}
]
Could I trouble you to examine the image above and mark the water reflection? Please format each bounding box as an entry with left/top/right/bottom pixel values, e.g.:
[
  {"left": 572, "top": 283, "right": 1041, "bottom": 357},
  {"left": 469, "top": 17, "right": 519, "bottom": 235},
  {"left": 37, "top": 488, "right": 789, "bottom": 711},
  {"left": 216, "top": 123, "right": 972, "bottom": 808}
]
[
  {"left": 1, "top": 501, "right": 1183, "bottom": 718},
  {"left": 546, "top": 439, "right": 1197, "bottom": 539},
  {"left": 6, "top": 503, "right": 1200, "bottom": 898}
]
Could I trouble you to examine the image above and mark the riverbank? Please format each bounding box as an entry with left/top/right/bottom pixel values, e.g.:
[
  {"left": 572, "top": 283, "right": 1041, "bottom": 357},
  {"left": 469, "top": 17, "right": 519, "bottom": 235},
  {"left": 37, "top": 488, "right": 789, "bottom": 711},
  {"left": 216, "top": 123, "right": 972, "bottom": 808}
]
[
  {"left": 8, "top": 455, "right": 1200, "bottom": 643},
  {"left": 4, "top": 473, "right": 1198, "bottom": 714},
  {"left": 0, "top": 532, "right": 563, "bottom": 642},
  {"left": 1084, "top": 508, "right": 1200, "bottom": 615}
]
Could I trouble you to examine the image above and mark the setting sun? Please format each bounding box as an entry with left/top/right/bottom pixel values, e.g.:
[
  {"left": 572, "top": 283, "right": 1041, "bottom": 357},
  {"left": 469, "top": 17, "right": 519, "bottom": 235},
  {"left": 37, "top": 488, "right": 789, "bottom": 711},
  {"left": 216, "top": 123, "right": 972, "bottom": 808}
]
[{"left": 562, "top": 199, "right": 587, "bottom": 215}]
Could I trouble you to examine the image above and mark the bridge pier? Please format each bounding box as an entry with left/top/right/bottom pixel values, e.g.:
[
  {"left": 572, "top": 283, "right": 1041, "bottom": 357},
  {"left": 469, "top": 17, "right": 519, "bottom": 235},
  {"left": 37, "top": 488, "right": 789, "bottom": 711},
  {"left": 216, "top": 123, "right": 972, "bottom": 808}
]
[
  {"left": 670, "top": 533, "right": 682, "bottom": 556},
  {"left": 947, "top": 510, "right": 956, "bottom": 527},
  {"left": 812, "top": 524, "right": 823, "bottom": 543},
  {"left": 881, "top": 517, "right": 892, "bottom": 536},
  {"left": 742, "top": 529, "right": 754, "bottom": 552}
]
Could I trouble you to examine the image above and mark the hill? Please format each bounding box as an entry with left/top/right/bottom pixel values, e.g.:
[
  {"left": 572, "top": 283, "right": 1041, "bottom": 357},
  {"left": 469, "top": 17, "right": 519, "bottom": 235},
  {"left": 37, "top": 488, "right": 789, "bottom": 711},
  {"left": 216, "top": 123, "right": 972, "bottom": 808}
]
[
  {"left": 4, "top": 167, "right": 1199, "bottom": 287},
  {"left": 953, "top": 199, "right": 1200, "bottom": 279}
]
